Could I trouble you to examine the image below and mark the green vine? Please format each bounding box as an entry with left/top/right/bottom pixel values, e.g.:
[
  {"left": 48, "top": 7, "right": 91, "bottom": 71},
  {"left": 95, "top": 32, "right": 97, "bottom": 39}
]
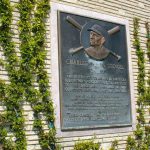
[
  {"left": 126, "top": 18, "right": 150, "bottom": 150},
  {"left": 30, "top": 0, "right": 58, "bottom": 149},
  {"left": 0, "top": 0, "right": 26, "bottom": 149},
  {"left": 145, "top": 22, "right": 150, "bottom": 60},
  {"left": 144, "top": 21, "right": 150, "bottom": 149},
  {"left": 0, "top": 0, "right": 57, "bottom": 149},
  {"left": 145, "top": 22, "right": 150, "bottom": 105}
]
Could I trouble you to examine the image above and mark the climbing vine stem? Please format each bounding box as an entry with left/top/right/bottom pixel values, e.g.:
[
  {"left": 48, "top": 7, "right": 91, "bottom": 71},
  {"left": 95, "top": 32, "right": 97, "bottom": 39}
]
[{"left": 0, "top": 0, "right": 26, "bottom": 149}]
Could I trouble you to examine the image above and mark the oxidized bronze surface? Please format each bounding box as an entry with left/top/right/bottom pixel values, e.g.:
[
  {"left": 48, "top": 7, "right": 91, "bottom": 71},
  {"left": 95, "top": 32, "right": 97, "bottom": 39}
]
[{"left": 58, "top": 11, "right": 132, "bottom": 130}]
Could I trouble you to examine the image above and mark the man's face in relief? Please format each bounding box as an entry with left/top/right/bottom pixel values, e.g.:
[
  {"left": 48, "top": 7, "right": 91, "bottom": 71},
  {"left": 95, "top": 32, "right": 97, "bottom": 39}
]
[{"left": 90, "top": 31, "right": 103, "bottom": 46}]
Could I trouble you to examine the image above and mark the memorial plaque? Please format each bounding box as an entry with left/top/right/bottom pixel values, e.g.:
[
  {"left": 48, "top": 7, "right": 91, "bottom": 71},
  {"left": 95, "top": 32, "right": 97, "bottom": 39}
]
[{"left": 58, "top": 11, "right": 132, "bottom": 130}]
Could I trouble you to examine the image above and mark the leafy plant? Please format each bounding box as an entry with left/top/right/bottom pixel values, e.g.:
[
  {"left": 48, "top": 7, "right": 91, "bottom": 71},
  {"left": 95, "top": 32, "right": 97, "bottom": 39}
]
[
  {"left": 109, "top": 140, "right": 118, "bottom": 150},
  {"left": 73, "top": 139, "right": 100, "bottom": 150}
]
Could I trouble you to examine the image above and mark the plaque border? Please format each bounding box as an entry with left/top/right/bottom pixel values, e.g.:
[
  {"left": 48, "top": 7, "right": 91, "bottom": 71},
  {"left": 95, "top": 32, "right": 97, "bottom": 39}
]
[
  {"left": 50, "top": 2, "right": 136, "bottom": 137},
  {"left": 58, "top": 11, "right": 132, "bottom": 130}
]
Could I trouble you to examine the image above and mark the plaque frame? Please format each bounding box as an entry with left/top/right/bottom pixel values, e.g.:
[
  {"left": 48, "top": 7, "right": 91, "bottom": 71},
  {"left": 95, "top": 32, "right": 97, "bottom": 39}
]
[{"left": 50, "top": 2, "right": 136, "bottom": 137}]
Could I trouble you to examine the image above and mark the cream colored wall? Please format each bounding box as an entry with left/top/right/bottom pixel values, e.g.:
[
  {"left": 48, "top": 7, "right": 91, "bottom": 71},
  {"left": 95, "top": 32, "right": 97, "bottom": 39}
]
[{"left": 0, "top": 0, "right": 149, "bottom": 150}]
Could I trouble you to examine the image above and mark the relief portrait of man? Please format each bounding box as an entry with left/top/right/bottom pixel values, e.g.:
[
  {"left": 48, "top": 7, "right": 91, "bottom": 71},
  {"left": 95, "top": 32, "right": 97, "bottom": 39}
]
[{"left": 85, "top": 24, "right": 110, "bottom": 60}]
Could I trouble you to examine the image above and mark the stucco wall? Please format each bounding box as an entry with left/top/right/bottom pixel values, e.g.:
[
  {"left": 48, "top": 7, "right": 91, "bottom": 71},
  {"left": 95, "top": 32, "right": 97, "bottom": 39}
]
[{"left": 0, "top": 0, "right": 150, "bottom": 150}]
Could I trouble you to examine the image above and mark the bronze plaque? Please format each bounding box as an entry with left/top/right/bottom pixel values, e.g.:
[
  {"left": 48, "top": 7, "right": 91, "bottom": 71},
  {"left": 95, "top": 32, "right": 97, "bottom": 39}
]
[{"left": 58, "top": 11, "right": 132, "bottom": 130}]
